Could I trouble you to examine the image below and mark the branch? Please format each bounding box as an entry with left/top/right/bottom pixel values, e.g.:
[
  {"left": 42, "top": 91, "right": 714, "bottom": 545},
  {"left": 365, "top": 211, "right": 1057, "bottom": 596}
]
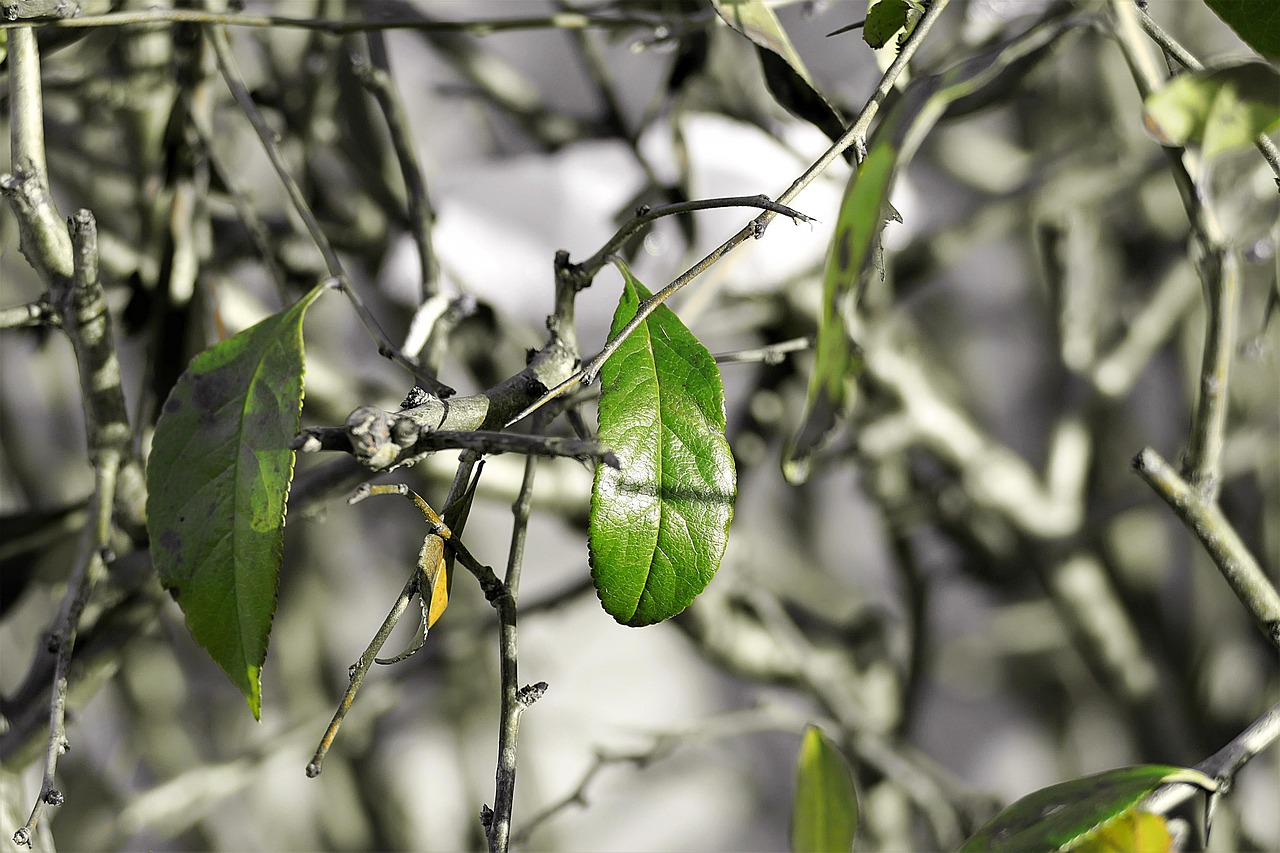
[
  {"left": 207, "top": 25, "right": 452, "bottom": 397},
  {"left": 294, "top": 424, "right": 618, "bottom": 469},
  {"left": 502, "top": 0, "right": 954, "bottom": 427},
  {"left": 14, "top": 212, "right": 130, "bottom": 848},
  {"left": 0, "top": 298, "right": 59, "bottom": 329},
  {"left": 1107, "top": 0, "right": 1242, "bottom": 500},
  {"left": 713, "top": 335, "right": 813, "bottom": 366},
  {"left": 351, "top": 46, "right": 441, "bottom": 301},
  {"left": 1133, "top": 448, "right": 1280, "bottom": 649},
  {"left": 572, "top": 194, "right": 816, "bottom": 281},
  {"left": 0, "top": 9, "right": 662, "bottom": 35},
  {"left": 1144, "top": 701, "right": 1280, "bottom": 817},
  {"left": 487, "top": 436, "right": 544, "bottom": 853},
  {"left": 512, "top": 704, "right": 818, "bottom": 846}
]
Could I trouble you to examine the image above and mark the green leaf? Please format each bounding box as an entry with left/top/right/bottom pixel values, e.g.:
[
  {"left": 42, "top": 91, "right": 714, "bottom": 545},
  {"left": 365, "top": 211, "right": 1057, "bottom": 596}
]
[
  {"left": 783, "top": 143, "right": 897, "bottom": 484},
  {"left": 958, "top": 765, "right": 1218, "bottom": 852},
  {"left": 1204, "top": 0, "right": 1280, "bottom": 60},
  {"left": 791, "top": 726, "right": 859, "bottom": 853},
  {"left": 589, "top": 260, "right": 736, "bottom": 627},
  {"left": 1143, "top": 62, "right": 1280, "bottom": 159},
  {"left": 863, "top": 0, "right": 912, "bottom": 49},
  {"left": 147, "top": 284, "right": 326, "bottom": 719}
]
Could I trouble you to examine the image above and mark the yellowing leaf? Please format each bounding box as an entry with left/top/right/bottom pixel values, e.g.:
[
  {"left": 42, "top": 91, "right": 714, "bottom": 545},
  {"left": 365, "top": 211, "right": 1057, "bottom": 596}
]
[{"left": 1075, "top": 809, "right": 1173, "bottom": 853}]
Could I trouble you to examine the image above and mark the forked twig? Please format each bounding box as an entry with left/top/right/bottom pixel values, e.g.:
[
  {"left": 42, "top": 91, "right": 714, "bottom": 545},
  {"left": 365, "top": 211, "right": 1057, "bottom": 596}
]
[{"left": 306, "top": 483, "right": 453, "bottom": 777}]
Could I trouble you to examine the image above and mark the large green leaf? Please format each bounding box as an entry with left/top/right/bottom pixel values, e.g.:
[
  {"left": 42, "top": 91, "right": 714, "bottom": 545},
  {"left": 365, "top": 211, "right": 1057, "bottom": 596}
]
[
  {"left": 958, "top": 765, "right": 1218, "bottom": 852},
  {"left": 783, "top": 143, "right": 897, "bottom": 484},
  {"left": 791, "top": 726, "right": 859, "bottom": 853},
  {"left": 1204, "top": 0, "right": 1280, "bottom": 60},
  {"left": 589, "top": 261, "right": 736, "bottom": 627},
  {"left": 147, "top": 284, "right": 326, "bottom": 719},
  {"left": 1143, "top": 62, "right": 1280, "bottom": 159}
]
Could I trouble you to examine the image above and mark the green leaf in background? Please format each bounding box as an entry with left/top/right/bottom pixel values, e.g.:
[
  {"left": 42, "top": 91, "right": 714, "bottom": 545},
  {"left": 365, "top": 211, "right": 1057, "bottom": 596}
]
[
  {"left": 791, "top": 726, "right": 858, "bottom": 853},
  {"left": 147, "top": 284, "right": 326, "bottom": 719},
  {"left": 863, "top": 0, "right": 912, "bottom": 50},
  {"left": 1143, "top": 62, "right": 1280, "bottom": 160},
  {"left": 714, "top": 0, "right": 819, "bottom": 88},
  {"left": 713, "top": 0, "right": 848, "bottom": 149},
  {"left": 589, "top": 260, "right": 736, "bottom": 627},
  {"left": 958, "top": 765, "right": 1218, "bottom": 852},
  {"left": 783, "top": 143, "right": 897, "bottom": 484},
  {"left": 1204, "top": 0, "right": 1280, "bottom": 60}
]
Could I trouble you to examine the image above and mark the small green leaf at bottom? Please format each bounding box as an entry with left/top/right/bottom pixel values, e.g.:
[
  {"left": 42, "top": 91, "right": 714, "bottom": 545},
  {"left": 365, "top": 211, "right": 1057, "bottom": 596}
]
[
  {"left": 959, "top": 765, "right": 1218, "bottom": 852},
  {"left": 791, "top": 726, "right": 858, "bottom": 853},
  {"left": 147, "top": 284, "right": 326, "bottom": 719},
  {"left": 589, "top": 261, "right": 736, "bottom": 627}
]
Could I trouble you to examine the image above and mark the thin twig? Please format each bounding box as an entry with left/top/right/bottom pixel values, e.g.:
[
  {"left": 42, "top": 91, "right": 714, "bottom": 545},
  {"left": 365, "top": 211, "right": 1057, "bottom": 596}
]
[
  {"left": 15, "top": 212, "right": 129, "bottom": 848},
  {"left": 504, "top": 0, "right": 952, "bottom": 427},
  {"left": 187, "top": 107, "right": 292, "bottom": 308},
  {"left": 713, "top": 336, "right": 813, "bottom": 366},
  {"left": 305, "top": 571, "right": 419, "bottom": 777},
  {"left": 1107, "top": 0, "right": 1241, "bottom": 501},
  {"left": 0, "top": 298, "right": 59, "bottom": 329},
  {"left": 1183, "top": 247, "right": 1239, "bottom": 498},
  {"left": 293, "top": 426, "right": 618, "bottom": 468},
  {"left": 307, "top": 482, "right": 455, "bottom": 776},
  {"left": 351, "top": 46, "right": 441, "bottom": 301},
  {"left": 1133, "top": 448, "right": 1280, "bottom": 649},
  {"left": 1088, "top": 260, "right": 1199, "bottom": 398},
  {"left": 574, "top": 195, "right": 816, "bottom": 281},
  {"left": 512, "top": 704, "right": 818, "bottom": 846},
  {"left": 488, "top": 428, "right": 544, "bottom": 853},
  {"left": 0, "top": 9, "right": 659, "bottom": 35},
  {"left": 1144, "top": 701, "right": 1280, "bottom": 816},
  {"left": 206, "top": 25, "right": 452, "bottom": 397}
]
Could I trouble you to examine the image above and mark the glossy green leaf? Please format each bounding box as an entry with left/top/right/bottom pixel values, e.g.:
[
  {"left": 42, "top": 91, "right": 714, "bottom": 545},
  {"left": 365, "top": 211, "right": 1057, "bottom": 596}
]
[
  {"left": 1143, "top": 62, "right": 1280, "bottom": 159},
  {"left": 147, "top": 284, "right": 326, "bottom": 719},
  {"left": 1204, "top": 0, "right": 1280, "bottom": 60},
  {"left": 713, "top": 0, "right": 847, "bottom": 147},
  {"left": 959, "top": 765, "right": 1218, "bottom": 852},
  {"left": 589, "top": 261, "right": 736, "bottom": 627},
  {"left": 783, "top": 143, "right": 897, "bottom": 484},
  {"left": 863, "top": 0, "right": 912, "bottom": 49},
  {"left": 791, "top": 726, "right": 858, "bottom": 853}
]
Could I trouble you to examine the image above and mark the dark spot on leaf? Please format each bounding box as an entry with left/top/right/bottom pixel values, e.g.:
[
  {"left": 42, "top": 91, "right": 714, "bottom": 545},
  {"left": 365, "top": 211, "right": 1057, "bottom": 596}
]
[
  {"left": 159, "top": 529, "right": 182, "bottom": 555},
  {"left": 835, "top": 234, "right": 853, "bottom": 273}
]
